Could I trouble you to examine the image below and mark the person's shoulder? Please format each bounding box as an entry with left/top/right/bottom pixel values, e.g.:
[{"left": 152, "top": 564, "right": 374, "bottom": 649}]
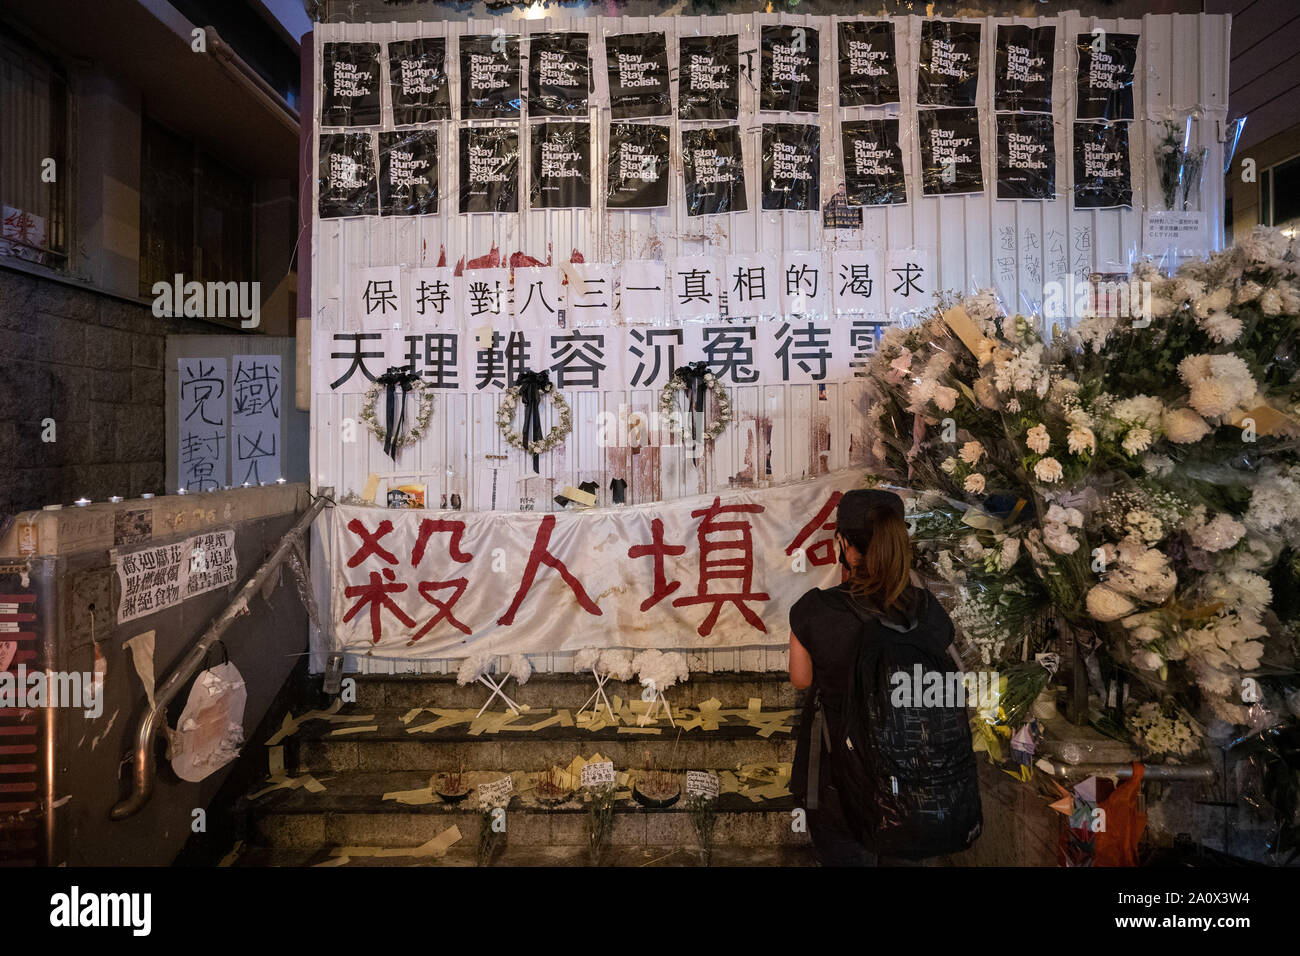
[{"left": 790, "top": 584, "right": 844, "bottom": 623}]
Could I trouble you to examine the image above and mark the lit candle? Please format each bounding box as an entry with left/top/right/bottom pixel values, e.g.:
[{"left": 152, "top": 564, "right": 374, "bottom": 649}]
[
  {"left": 141, "top": 493, "right": 154, "bottom": 500},
  {"left": 177, "top": 488, "right": 187, "bottom": 495},
  {"left": 275, "top": 477, "right": 286, "bottom": 485},
  {"left": 109, "top": 496, "right": 123, "bottom": 504},
  {"left": 74, "top": 497, "right": 91, "bottom": 507}
]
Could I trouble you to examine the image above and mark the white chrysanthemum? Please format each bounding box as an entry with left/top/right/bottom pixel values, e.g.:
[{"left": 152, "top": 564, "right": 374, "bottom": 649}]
[
  {"left": 1000, "top": 537, "right": 1021, "bottom": 569},
  {"left": 932, "top": 385, "right": 958, "bottom": 412},
  {"left": 1199, "top": 309, "right": 1243, "bottom": 344},
  {"left": 1025, "top": 424, "right": 1050, "bottom": 454},
  {"left": 1236, "top": 280, "right": 1263, "bottom": 304},
  {"left": 1033, "top": 457, "right": 1064, "bottom": 483},
  {"left": 504, "top": 654, "right": 530, "bottom": 685},
  {"left": 1178, "top": 353, "right": 1212, "bottom": 386},
  {"left": 1193, "top": 287, "right": 1232, "bottom": 318},
  {"left": 1188, "top": 379, "right": 1239, "bottom": 419},
  {"left": 1067, "top": 424, "right": 1096, "bottom": 455},
  {"left": 1190, "top": 513, "right": 1246, "bottom": 552},
  {"left": 1087, "top": 585, "right": 1136, "bottom": 622},
  {"left": 1142, "top": 454, "right": 1175, "bottom": 476},
  {"left": 940, "top": 457, "right": 959, "bottom": 475},
  {"left": 597, "top": 648, "right": 635, "bottom": 681},
  {"left": 1259, "top": 287, "right": 1283, "bottom": 315},
  {"left": 1162, "top": 407, "right": 1211, "bottom": 444},
  {"left": 959, "top": 440, "right": 985, "bottom": 465},
  {"left": 1045, "top": 504, "right": 1083, "bottom": 528},
  {"left": 1111, "top": 395, "right": 1164, "bottom": 429},
  {"left": 457, "top": 650, "right": 494, "bottom": 686},
  {"left": 574, "top": 646, "right": 601, "bottom": 672},
  {"left": 1043, "top": 522, "right": 1079, "bottom": 555},
  {"left": 1132, "top": 649, "right": 1164, "bottom": 671},
  {"left": 1122, "top": 426, "right": 1153, "bottom": 456},
  {"left": 964, "top": 473, "right": 985, "bottom": 494}
]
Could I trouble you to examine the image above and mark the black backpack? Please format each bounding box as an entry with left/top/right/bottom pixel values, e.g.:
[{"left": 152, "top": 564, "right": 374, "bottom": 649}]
[{"left": 817, "top": 590, "right": 983, "bottom": 860}]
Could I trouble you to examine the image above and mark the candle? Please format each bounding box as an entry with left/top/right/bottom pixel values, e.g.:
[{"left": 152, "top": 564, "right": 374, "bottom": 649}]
[
  {"left": 109, "top": 496, "right": 123, "bottom": 504},
  {"left": 74, "top": 497, "right": 90, "bottom": 507}
]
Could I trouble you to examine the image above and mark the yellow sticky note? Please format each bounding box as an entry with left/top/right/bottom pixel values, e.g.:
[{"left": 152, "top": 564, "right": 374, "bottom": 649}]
[
  {"left": 362, "top": 473, "right": 381, "bottom": 503},
  {"left": 746, "top": 697, "right": 762, "bottom": 713}
]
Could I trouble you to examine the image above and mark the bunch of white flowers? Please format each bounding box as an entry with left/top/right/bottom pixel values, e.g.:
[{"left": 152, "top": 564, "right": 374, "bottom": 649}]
[{"left": 1127, "top": 702, "right": 1203, "bottom": 758}]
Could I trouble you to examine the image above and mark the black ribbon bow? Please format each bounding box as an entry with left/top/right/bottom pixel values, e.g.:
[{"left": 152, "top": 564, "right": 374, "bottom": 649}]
[
  {"left": 515, "top": 368, "right": 551, "bottom": 473},
  {"left": 375, "top": 366, "right": 420, "bottom": 461},
  {"left": 673, "top": 361, "right": 711, "bottom": 443}
]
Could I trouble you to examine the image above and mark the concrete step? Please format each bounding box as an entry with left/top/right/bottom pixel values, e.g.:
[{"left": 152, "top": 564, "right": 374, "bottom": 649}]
[
  {"left": 290, "top": 705, "right": 799, "bottom": 773},
  {"left": 239, "top": 769, "right": 808, "bottom": 851},
  {"left": 227, "top": 843, "right": 816, "bottom": 867},
  {"left": 347, "top": 672, "right": 799, "bottom": 711}
]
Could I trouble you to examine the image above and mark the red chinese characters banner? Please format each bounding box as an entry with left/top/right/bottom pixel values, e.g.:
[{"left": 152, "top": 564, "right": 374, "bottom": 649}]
[{"left": 327, "top": 471, "right": 859, "bottom": 658}]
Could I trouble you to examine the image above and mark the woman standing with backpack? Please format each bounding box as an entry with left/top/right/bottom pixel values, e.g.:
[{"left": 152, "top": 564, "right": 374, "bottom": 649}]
[{"left": 788, "top": 488, "right": 982, "bottom": 866}]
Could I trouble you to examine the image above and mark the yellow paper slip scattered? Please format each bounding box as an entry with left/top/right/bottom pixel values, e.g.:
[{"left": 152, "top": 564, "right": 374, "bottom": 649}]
[
  {"left": 248, "top": 745, "right": 327, "bottom": 799},
  {"left": 617, "top": 726, "right": 662, "bottom": 735},
  {"left": 331, "top": 825, "right": 462, "bottom": 859},
  {"left": 331, "top": 724, "right": 379, "bottom": 736}
]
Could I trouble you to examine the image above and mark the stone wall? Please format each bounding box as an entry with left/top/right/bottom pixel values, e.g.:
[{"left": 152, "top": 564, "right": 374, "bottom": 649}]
[{"left": 0, "top": 268, "right": 218, "bottom": 518}]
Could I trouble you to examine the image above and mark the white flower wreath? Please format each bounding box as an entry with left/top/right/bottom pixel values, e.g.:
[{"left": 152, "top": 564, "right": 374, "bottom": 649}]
[
  {"left": 359, "top": 377, "right": 436, "bottom": 449},
  {"left": 497, "top": 382, "right": 573, "bottom": 456},
  {"left": 658, "top": 370, "right": 733, "bottom": 443}
]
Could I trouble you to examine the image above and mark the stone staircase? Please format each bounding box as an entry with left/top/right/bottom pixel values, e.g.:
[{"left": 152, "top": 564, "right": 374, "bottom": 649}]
[{"left": 228, "top": 672, "right": 816, "bottom": 867}]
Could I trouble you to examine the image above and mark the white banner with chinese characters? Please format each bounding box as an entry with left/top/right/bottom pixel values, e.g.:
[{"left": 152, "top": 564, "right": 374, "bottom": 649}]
[{"left": 328, "top": 471, "right": 859, "bottom": 658}]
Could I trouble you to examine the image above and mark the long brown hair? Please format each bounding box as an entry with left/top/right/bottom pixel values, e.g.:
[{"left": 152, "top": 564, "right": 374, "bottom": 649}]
[{"left": 841, "top": 505, "right": 913, "bottom": 611}]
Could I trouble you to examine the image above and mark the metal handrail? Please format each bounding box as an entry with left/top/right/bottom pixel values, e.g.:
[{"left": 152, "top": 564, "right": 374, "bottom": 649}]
[{"left": 110, "top": 493, "right": 329, "bottom": 820}]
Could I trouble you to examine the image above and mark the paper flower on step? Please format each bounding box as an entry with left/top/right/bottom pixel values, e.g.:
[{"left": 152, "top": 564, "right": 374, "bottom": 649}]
[
  {"left": 632, "top": 649, "right": 690, "bottom": 691},
  {"left": 573, "top": 646, "right": 601, "bottom": 672},
  {"left": 596, "top": 648, "right": 634, "bottom": 681},
  {"left": 456, "top": 650, "right": 494, "bottom": 686},
  {"left": 507, "top": 654, "right": 532, "bottom": 685}
]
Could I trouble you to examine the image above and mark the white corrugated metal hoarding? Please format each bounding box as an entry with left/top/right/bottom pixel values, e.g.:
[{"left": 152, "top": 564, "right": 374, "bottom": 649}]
[{"left": 307, "top": 11, "right": 1230, "bottom": 673}]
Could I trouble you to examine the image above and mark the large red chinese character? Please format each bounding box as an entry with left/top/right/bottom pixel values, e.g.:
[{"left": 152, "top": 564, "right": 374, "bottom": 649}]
[
  {"left": 499, "top": 515, "right": 602, "bottom": 625},
  {"left": 411, "top": 518, "right": 472, "bottom": 566},
  {"left": 627, "top": 517, "right": 685, "bottom": 611},
  {"left": 343, "top": 568, "right": 415, "bottom": 643},
  {"left": 408, "top": 518, "right": 474, "bottom": 642},
  {"left": 672, "top": 497, "right": 770, "bottom": 636},
  {"left": 785, "top": 491, "right": 843, "bottom": 566},
  {"left": 345, "top": 518, "right": 399, "bottom": 567}
]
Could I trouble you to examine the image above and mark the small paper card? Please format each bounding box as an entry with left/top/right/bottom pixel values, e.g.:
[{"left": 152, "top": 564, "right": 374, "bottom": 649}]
[
  {"left": 580, "top": 760, "right": 616, "bottom": 788},
  {"left": 686, "top": 770, "right": 720, "bottom": 800},
  {"left": 477, "top": 775, "right": 514, "bottom": 804}
]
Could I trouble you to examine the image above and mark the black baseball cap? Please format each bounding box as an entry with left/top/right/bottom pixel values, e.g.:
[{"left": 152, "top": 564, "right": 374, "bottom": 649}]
[{"left": 836, "top": 489, "right": 905, "bottom": 533}]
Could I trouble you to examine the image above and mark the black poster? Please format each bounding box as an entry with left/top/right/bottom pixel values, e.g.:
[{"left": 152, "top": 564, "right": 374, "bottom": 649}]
[
  {"left": 530, "top": 122, "right": 591, "bottom": 209},
  {"left": 529, "top": 32, "right": 589, "bottom": 118},
  {"left": 388, "top": 38, "right": 450, "bottom": 125},
  {"left": 460, "top": 35, "right": 521, "bottom": 119},
  {"left": 841, "top": 119, "right": 906, "bottom": 206},
  {"left": 606, "top": 33, "right": 670, "bottom": 119},
  {"left": 837, "top": 21, "right": 900, "bottom": 107},
  {"left": 679, "top": 36, "right": 739, "bottom": 121},
  {"left": 459, "top": 127, "right": 520, "bottom": 214},
  {"left": 607, "top": 123, "right": 669, "bottom": 208},
  {"left": 919, "top": 108, "right": 984, "bottom": 196},
  {"left": 917, "top": 20, "right": 981, "bottom": 107},
  {"left": 1076, "top": 33, "right": 1138, "bottom": 121},
  {"left": 319, "top": 133, "right": 377, "bottom": 218},
  {"left": 996, "top": 114, "right": 1055, "bottom": 200},
  {"left": 1073, "top": 122, "right": 1132, "bottom": 208},
  {"left": 321, "top": 43, "right": 382, "bottom": 126},
  {"left": 682, "top": 126, "right": 747, "bottom": 217},
  {"left": 761, "top": 123, "right": 820, "bottom": 211},
  {"left": 760, "top": 25, "right": 820, "bottom": 114},
  {"left": 379, "top": 130, "right": 438, "bottom": 215},
  {"left": 995, "top": 24, "right": 1055, "bottom": 114}
]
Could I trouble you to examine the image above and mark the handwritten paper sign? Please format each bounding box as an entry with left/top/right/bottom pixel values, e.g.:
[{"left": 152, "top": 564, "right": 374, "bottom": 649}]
[
  {"left": 231, "top": 355, "right": 282, "bottom": 485},
  {"left": 686, "top": 770, "right": 720, "bottom": 800},
  {"left": 1142, "top": 211, "right": 1208, "bottom": 257},
  {"left": 580, "top": 760, "right": 616, "bottom": 788},
  {"left": 476, "top": 774, "right": 514, "bottom": 805},
  {"left": 178, "top": 358, "right": 228, "bottom": 492},
  {"left": 116, "top": 530, "right": 239, "bottom": 624}
]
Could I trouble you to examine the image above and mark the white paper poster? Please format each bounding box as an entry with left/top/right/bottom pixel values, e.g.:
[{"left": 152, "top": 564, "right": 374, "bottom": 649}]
[
  {"left": 178, "top": 357, "right": 228, "bottom": 492},
  {"left": 566, "top": 262, "right": 615, "bottom": 326},
  {"left": 781, "top": 251, "right": 831, "bottom": 318},
  {"left": 723, "top": 253, "right": 780, "bottom": 318},
  {"left": 617, "top": 259, "right": 668, "bottom": 324},
  {"left": 832, "top": 250, "right": 885, "bottom": 314},
  {"left": 231, "top": 355, "right": 281, "bottom": 485},
  {"left": 459, "top": 268, "right": 510, "bottom": 327},
  {"left": 885, "top": 248, "right": 932, "bottom": 316},
  {"left": 409, "top": 267, "right": 456, "bottom": 326},
  {"left": 116, "top": 529, "right": 238, "bottom": 623},
  {"left": 670, "top": 256, "right": 722, "bottom": 321},
  {"left": 512, "top": 266, "right": 562, "bottom": 328},
  {"left": 356, "top": 265, "right": 403, "bottom": 329}
]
